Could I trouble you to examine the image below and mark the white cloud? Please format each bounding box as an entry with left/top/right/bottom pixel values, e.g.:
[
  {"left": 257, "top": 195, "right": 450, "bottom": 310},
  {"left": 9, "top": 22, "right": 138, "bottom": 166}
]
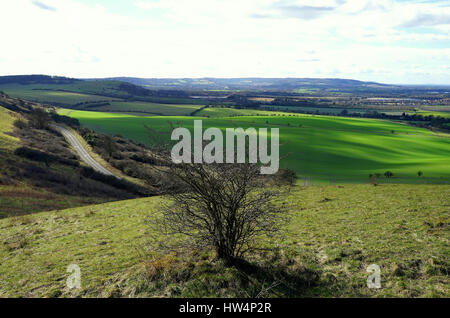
[{"left": 0, "top": 0, "right": 449, "bottom": 84}]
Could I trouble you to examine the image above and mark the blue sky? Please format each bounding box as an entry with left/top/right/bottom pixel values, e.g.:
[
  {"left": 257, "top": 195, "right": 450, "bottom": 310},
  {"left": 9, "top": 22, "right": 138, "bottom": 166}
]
[{"left": 1, "top": 0, "right": 449, "bottom": 84}]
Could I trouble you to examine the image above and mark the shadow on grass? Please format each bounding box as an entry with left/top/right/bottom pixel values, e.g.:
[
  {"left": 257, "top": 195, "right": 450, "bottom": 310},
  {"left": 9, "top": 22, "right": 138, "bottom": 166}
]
[
  {"left": 231, "top": 257, "right": 322, "bottom": 297},
  {"left": 107, "top": 249, "right": 326, "bottom": 298}
]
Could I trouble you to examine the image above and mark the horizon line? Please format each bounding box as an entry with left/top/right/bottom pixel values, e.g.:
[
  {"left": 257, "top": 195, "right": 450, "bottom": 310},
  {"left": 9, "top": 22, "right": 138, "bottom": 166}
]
[{"left": 2, "top": 74, "right": 450, "bottom": 87}]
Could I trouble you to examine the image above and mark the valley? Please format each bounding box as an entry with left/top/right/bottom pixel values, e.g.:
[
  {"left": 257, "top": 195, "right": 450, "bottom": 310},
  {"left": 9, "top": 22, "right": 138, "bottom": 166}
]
[{"left": 0, "top": 75, "right": 448, "bottom": 299}]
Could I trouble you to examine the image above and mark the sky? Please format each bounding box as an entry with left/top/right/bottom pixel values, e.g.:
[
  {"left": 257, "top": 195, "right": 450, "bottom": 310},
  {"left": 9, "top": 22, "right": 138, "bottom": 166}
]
[{"left": 1, "top": 0, "right": 450, "bottom": 84}]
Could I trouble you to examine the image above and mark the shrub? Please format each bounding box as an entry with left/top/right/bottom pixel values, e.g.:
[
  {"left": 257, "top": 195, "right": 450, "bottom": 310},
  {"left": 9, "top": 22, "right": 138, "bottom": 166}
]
[
  {"left": 28, "top": 108, "right": 51, "bottom": 129},
  {"left": 130, "top": 153, "right": 156, "bottom": 164},
  {"left": 80, "top": 166, "right": 146, "bottom": 195},
  {"left": 14, "top": 147, "right": 56, "bottom": 167},
  {"left": 13, "top": 119, "right": 28, "bottom": 129},
  {"left": 50, "top": 113, "right": 80, "bottom": 127},
  {"left": 276, "top": 168, "right": 297, "bottom": 186},
  {"left": 14, "top": 146, "right": 79, "bottom": 167},
  {"left": 151, "top": 163, "right": 290, "bottom": 264}
]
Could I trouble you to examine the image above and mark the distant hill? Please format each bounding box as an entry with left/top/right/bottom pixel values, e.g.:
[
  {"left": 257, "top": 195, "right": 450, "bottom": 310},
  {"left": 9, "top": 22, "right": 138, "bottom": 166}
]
[
  {"left": 0, "top": 75, "right": 80, "bottom": 85},
  {"left": 0, "top": 76, "right": 191, "bottom": 102},
  {"left": 88, "top": 77, "right": 398, "bottom": 91},
  {"left": 2, "top": 75, "right": 449, "bottom": 98}
]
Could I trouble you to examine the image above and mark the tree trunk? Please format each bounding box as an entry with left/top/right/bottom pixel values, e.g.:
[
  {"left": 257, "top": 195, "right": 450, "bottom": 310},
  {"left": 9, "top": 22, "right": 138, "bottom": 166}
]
[{"left": 216, "top": 245, "right": 234, "bottom": 265}]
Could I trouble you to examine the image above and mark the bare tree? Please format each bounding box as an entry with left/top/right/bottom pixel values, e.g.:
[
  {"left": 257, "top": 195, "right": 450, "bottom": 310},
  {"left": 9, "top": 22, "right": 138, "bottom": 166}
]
[{"left": 150, "top": 162, "right": 290, "bottom": 264}]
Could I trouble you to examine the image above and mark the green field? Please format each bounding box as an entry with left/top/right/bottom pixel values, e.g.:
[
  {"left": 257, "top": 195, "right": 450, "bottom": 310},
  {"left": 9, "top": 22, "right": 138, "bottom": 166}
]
[
  {"left": 1, "top": 184, "right": 448, "bottom": 297},
  {"left": 0, "top": 82, "right": 209, "bottom": 107},
  {"left": 0, "top": 83, "right": 208, "bottom": 114},
  {"left": 0, "top": 81, "right": 128, "bottom": 98},
  {"left": 196, "top": 107, "right": 289, "bottom": 117},
  {"left": 416, "top": 110, "right": 450, "bottom": 118},
  {"left": 261, "top": 105, "right": 419, "bottom": 116},
  {"left": 88, "top": 101, "right": 203, "bottom": 116},
  {"left": 0, "top": 84, "right": 119, "bottom": 106},
  {"left": 59, "top": 109, "right": 450, "bottom": 183}
]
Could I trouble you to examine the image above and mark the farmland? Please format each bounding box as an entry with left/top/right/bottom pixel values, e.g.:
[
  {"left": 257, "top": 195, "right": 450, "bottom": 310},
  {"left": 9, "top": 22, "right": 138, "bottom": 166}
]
[
  {"left": 59, "top": 108, "right": 450, "bottom": 184},
  {"left": 0, "top": 81, "right": 209, "bottom": 115},
  {"left": 417, "top": 111, "right": 450, "bottom": 119},
  {"left": 0, "top": 84, "right": 120, "bottom": 106},
  {"left": 87, "top": 101, "right": 203, "bottom": 116}
]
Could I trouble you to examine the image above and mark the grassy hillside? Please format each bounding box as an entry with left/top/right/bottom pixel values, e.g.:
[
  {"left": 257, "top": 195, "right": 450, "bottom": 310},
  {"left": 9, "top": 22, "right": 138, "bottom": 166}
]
[
  {"left": 0, "top": 104, "right": 144, "bottom": 217},
  {"left": 0, "top": 105, "right": 19, "bottom": 150},
  {"left": 59, "top": 109, "right": 450, "bottom": 183},
  {"left": 0, "top": 184, "right": 448, "bottom": 297},
  {"left": 0, "top": 105, "right": 102, "bottom": 216}
]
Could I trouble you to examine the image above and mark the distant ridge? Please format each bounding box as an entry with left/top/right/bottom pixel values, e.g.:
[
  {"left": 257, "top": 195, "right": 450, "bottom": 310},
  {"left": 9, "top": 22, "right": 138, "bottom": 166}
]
[
  {"left": 0, "top": 75, "right": 80, "bottom": 85},
  {"left": 85, "top": 77, "right": 397, "bottom": 91},
  {"left": 4, "top": 75, "right": 449, "bottom": 94}
]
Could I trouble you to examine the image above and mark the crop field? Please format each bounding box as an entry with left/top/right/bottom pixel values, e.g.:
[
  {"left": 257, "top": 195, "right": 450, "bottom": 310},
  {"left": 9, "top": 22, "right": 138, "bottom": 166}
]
[
  {"left": 416, "top": 110, "right": 450, "bottom": 118},
  {"left": 260, "top": 105, "right": 415, "bottom": 116},
  {"left": 0, "top": 84, "right": 118, "bottom": 106},
  {"left": 421, "top": 106, "right": 450, "bottom": 112},
  {"left": 196, "top": 107, "right": 288, "bottom": 117},
  {"left": 86, "top": 101, "right": 203, "bottom": 116},
  {"left": 0, "top": 81, "right": 127, "bottom": 97},
  {"left": 60, "top": 109, "right": 450, "bottom": 183},
  {"left": 0, "top": 83, "right": 209, "bottom": 113},
  {"left": 0, "top": 184, "right": 448, "bottom": 297}
]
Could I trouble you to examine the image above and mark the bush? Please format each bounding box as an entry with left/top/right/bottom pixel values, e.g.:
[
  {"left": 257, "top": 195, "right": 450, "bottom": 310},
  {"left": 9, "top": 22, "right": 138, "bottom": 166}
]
[
  {"left": 276, "top": 168, "right": 297, "bottom": 186},
  {"left": 13, "top": 119, "right": 28, "bottom": 129},
  {"left": 14, "top": 147, "right": 56, "bottom": 167},
  {"left": 14, "top": 146, "right": 79, "bottom": 167},
  {"left": 28, "top": 108, "right": 51, "bottom": 129},
  {"left": 130, "top": 153, "right": 156, "bottom": 164},
  {"left": 80, "top": 166, "right": 146, "bottom": 195},
  {"left": 151, "top": 163, "right": 290, "bottom": 264},
  {"left": 50, "top": 113, "right": 80, "bottom": 127}
]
